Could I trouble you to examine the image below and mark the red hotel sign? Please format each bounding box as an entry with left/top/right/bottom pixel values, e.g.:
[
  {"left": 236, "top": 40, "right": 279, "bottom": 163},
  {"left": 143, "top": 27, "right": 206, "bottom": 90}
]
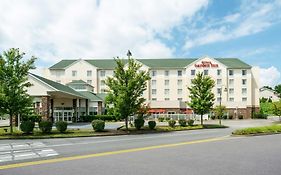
[{"left": 195, "top": 61, "right": 218, "bottom": 68}]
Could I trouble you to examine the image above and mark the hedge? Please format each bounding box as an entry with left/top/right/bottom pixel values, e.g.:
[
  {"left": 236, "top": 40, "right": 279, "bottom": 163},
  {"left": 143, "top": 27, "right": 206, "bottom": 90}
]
[{"left": 80, "top": 115, "right": 116, "bottom": 122}]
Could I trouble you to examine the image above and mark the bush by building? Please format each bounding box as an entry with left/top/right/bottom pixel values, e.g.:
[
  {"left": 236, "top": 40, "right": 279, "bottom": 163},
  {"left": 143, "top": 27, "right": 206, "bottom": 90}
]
[
  {"left": 91, "top": 120, "right": 105, "bottom": 132},
  {"left": 178, "top": 119, "right": 187, "bottom": 127},
  {"left": 148, "top": 121, "right": 156, "bottom": 129},
  {"left": 168, "top": 120, "right": 176, "bottom": 127},
  {"left": 80, "top": 115, "right": 116, "bottom": 122},
  {"left": 20, "top": 121, "right": 35, "bottom": 134},
  {"left": 134, "top": 118, "right": 145, "bottom": 130},
  {"left": 187, "top": 119, "right": 194, "bottom": 126},
  {"left": 55, "top": 121, "right": 68, "bottom": 133},
  {"left": 252, "top": 113, "right": 268, "bottom": 119},
  {"left": 39, "top": 120, "right": 53, "bottom": 133}
]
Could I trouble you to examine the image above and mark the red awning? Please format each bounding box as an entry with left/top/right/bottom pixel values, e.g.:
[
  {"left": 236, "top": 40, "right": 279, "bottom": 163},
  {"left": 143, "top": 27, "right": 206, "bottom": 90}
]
[
  {"left": 184, "top": 109, "right": 193, "bottom": 114},
  {"left": 148, "top": 109, "right": 166, "bottom": 113}
]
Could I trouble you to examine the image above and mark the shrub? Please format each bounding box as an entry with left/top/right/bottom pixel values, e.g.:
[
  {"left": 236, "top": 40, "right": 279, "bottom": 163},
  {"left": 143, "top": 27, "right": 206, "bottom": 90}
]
[
  {"left": 168, "top": 120, "right": 176, "bottom": 127},
  {"left": 80, "top": 115, "right": 116, "bottom": 122},
  {"left": 134, "top": 118, "right": 145, "bottom": 130},
  {"left": 92, "top": 120, "right": 105, "bottom": 132},
  {"left": 178, "top": 119, "right": 187, "bottom": 127},
  {"left": 187, "top": 119, "right": 195, "bottom": 126},
  {"left": 229, "top": 115, "right": 233, "bottom": 120},
  {"left": 20, "top": 121, "right": 35, "bottom": 134},
  {"left": 158, "top": 117, "right": 164, "bottom": 122},
  {"left": 55, "top": 121, "right": 68, "bottom": 133},
  {"left": 165, "top": 117, "right": 171, "bottom": 121},
  {"left": 222, "top": 115, "right": 227, "bottom": 120},
  {"left": 39, "top": 120, "right": 53, "bottom": 133},
  {"left": 238, "top": 115, "right": 244, "bottom": 120},
  {"left": 148, "top": 121, "right": 156, "bottom": 129},
  {"left": 210, "top": 115, "right": 216, "bottom": 120},
  {"left": 252, "top": 113, "right": 268, "bottom": 119}
]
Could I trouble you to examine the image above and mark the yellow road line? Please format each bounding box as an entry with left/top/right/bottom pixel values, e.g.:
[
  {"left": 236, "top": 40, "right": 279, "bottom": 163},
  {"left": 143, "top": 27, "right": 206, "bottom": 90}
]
[{"left": 0, "top": 136, "right": 229, "bottom": 170}]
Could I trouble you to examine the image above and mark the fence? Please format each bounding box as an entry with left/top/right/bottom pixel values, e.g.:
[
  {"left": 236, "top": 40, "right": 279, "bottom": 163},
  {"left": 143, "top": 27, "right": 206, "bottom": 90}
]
[{"left": 148, "top": 114, "right": 209, "bottom": 121}]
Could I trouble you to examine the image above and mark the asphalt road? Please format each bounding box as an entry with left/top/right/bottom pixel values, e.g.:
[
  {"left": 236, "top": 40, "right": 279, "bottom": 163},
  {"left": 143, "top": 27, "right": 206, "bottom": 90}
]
[{"left": 0, "top": 120, "right": 280, "bottom": 175}]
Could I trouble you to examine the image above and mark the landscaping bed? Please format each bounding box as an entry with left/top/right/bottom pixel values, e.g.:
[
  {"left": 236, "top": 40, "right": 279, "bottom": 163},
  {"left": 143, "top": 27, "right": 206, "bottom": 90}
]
[
  {"left": 0, "top": 124, "right": 227, "bottom": 139},
  {"left": 232, "top": 125, "right": 281, "bottom": 136}
]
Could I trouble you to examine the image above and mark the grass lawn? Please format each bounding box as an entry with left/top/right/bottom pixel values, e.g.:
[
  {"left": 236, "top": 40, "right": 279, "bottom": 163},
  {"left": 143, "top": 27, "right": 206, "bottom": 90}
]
[
  {"left": 0, "top": 124, "right": 227, "bottom": 139},
  {"left": 232, "top": 124, "right": 281, "bottom": 136}
]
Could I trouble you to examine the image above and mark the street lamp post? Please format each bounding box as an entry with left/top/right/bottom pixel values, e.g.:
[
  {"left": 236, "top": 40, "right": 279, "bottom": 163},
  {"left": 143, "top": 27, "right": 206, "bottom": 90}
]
[{"left": 219, "top": 86, "right": 227, "bottom": 125}]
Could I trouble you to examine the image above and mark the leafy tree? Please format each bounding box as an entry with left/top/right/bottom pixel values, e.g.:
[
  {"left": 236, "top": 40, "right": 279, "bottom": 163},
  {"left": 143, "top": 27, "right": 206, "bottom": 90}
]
[
  {"left": 273, "top": 101, "right": 281, "bottom": 121},
  {"left": 275, "top": 84, "right": 281, "bottom": 98},
  {"left": 188, "top": 72, "right": 215, "bottom": 125},
  {"left": 105, "top": 57, "right": 150, "bottom": 130},
  {"left": 0, "top": 48, "right": 36, "bottom": 133},
  {"left": 213, "top": 105, "right": 226, "bottom": 125}
]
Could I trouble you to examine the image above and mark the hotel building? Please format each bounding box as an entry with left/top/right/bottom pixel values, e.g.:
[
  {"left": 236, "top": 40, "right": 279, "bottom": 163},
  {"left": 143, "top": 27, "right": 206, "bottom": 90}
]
[{"left": 42, "top": 56, "right": 259, "bottom": 119}]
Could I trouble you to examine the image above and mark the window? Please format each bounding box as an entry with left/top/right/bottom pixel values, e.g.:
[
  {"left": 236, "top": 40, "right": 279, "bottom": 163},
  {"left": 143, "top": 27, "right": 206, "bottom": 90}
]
[
  {"left": 229, "top": 79, "right": 234, "bottom": 86},
  {"left": 177, "top": 98, "right": 183, "bottom": 101},
  {"left": 72, "top": 70, "right": 77, "bottom": 77},
  {"left": 151, "top": 70, "right": 157, "bottom": 77},
  {"left": 242, "top": 70, "right": 247, "bottom": 76},
  {"left": 191, "top": 70, "right": 196, "bottom": 76},
  {"left": 229, "top": 70, "right": 234, "bottom": 76},
  {"left": 100, "top": 80, "right": 105, "bottom": 86},
  {"left": 165, "top": 70, "right": 169, "bottom": 76},
  {"left": 242, "top": 79, "right": 247, "bottom": 85},
  {"left": 100, "top": 70, "right": 105, "bottom": 77},
  {"left": 242, "top": 88, "right": 247, "bottom": 95},
  {"left": 217, "top": 88, "right": 222, "bottom": 94},
  {"left": 152, "top": 89, "right": 157, "bottom": 95},
  {"left": 164, "top": 80, "right": 169, "bottom": 86},
  {"left": 87, "top": 70, "right": 92, "bottom": 77},
  {"left": 204, "top": 70, "right": 208, "bottom": 75},
  {"left": 217, "top": 69, "right": 221, "bottom": 76},
  {"left": 217, "top": 97, "right": 222, "bottom": 102},
  {"left": 178, "top": 70, "right": 182, "bottom": 76},
  {"left": 101, "top": 89, "right": 107, "bottom": 93},
  {"left": 164, "top": 98, "right": 170, "bottom": 101},
  {"left": 152, "top": 98, "right": 157, "bottom": 101},
  {"left": 177, "top": 80, "right": 182, "bottom": 86},
  {"left": 217, "top": 79, "right": 222, "bottom": 85},
  {"left": 164, "top": 89, "right": 169, "bottom": 95},
  {"left": 151, "top": 80, "right": 156, "bottom": 86},
  {"left": 229, "top": 88, "right": 234, "bottom": 95},
  {"left": 229, "top": 97, "right": 234, "bottom": 102},
  {"left": 242, "top": 97, "right": 247, "bottom": 102},
  {"left": 87, "top": 80, "right": 92, "bottom": 84},
  {"left": 177, "top": 89, "right": 183, "bottom": 95}
]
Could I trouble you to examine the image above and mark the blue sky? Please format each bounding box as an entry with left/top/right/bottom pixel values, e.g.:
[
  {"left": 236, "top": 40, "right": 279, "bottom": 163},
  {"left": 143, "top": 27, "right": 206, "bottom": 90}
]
[{"left": 0, "top": 0, "right": 280, "bottom": 86}]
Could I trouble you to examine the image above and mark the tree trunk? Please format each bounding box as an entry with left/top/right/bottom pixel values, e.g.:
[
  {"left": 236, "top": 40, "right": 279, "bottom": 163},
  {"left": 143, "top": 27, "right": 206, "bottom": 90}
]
[
  {"left": 125, "top": 117, "right": 128, "bottom": 131},
  {"left": 9, "top": 113, "right": 13, "bottom": 134},
  {"left": 200, "top": 114, "right": 203, "bottom": 126}
]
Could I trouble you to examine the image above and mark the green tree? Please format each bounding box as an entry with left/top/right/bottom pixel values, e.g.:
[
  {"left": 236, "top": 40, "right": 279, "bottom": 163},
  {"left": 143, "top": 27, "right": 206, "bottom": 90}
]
[
  {"left": 274, "top": 84, "right": 281, "bottom": 98},
  {"left": 213, "top": 105, "right": 226, "bottom": 125},
  {"left": 0, "top": 48, "right": 36, "bottom": 133},
  {"left": 273, "top": 101, "right": 281, "bottom": 121},
  {"left": 105, "top": 57, "right": 150, "bottom": 130},
  {"left": 188, "top": 72, "right": 215, "bottom": 125}
]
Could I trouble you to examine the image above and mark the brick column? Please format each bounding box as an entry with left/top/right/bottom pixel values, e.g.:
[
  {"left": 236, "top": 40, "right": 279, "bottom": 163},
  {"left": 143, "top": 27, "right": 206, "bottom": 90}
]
[{"left": 41, "top": 96, "right": 51, "bottom": 121}]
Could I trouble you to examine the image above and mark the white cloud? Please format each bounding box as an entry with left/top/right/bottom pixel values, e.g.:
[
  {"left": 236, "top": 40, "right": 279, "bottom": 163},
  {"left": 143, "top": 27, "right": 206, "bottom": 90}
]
[
  {"left": 258, "top": 66, "right": 281, "bottom": 87},
  {"left": 183, "top": 0, "right": 281, "bottom": 50},
  {"left": 0, "top": 0, "right": 208, "bottom": 65}
]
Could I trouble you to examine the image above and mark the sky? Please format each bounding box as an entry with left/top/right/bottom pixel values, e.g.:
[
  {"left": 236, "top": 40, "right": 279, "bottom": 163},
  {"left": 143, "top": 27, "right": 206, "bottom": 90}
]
[{"left": 0, "top": 0, "right": 280, "bottom": 87}]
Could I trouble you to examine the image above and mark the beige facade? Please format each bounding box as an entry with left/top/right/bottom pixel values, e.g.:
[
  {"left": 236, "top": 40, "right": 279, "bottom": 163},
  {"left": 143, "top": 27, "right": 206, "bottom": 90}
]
[{"left": 44, "top": 56, "right": 260, "bottom": 118}]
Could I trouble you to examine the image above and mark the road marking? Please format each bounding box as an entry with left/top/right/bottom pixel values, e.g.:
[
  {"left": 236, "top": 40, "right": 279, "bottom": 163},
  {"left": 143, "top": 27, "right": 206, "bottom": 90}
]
[
  {"left": 0, "top": 136, "right": 229, "bottom": 170},
  {"left": 0, "top": 142, "right": 58, "bottom": 163}
]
